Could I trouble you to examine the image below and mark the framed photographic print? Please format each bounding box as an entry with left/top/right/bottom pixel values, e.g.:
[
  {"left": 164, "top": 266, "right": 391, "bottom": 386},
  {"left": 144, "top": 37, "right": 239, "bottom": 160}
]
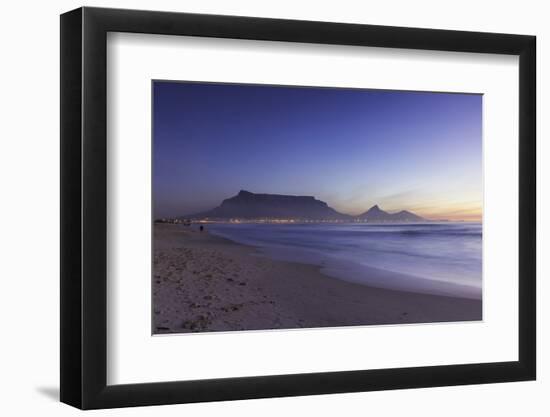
[{"left": 60, "top": 6, "right": 536, "bottom": 409}]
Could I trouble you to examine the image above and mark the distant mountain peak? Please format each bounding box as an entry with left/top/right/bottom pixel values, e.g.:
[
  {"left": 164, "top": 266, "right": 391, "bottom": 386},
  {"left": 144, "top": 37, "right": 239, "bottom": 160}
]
[
  {"left": 358, "top": 205, "right": 425, "bottom": 223},
  {"left": 390, "top": 209, "right": 425, "bottom": 222}
]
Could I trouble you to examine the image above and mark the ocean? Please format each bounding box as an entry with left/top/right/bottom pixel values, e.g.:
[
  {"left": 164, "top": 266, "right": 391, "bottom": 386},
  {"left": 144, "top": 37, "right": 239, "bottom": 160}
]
[{"left": 206, "top": 222, "right": 482, "bottom": 300}]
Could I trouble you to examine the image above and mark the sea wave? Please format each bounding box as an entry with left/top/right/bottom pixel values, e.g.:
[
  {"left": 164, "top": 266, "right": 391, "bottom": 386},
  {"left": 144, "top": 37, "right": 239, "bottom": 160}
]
[{"left": 206, "top": 222, "right": 482, "bottom": 299}]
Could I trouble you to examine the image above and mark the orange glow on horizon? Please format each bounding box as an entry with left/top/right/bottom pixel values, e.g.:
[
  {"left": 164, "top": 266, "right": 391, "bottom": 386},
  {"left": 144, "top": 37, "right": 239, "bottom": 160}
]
[{"left": 412, "top": 204, "right": 482, "bottom": 222}]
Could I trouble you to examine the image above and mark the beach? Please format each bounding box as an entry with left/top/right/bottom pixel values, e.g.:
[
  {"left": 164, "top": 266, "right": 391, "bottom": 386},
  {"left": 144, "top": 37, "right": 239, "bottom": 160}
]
[{"left": 153, "top": 224, "right": 482, "bottom": 334}]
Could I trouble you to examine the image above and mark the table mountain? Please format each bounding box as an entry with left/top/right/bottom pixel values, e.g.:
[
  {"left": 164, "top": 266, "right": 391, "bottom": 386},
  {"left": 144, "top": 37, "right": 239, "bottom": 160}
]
[{"left": 185, "top": 190, "right": 351, "bottom": 220}]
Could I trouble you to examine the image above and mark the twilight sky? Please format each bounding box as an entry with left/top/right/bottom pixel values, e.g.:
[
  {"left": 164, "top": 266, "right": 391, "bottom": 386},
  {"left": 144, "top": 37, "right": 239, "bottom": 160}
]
[{"left": 153, "top": 81, "right": 482, "bottom": 221}]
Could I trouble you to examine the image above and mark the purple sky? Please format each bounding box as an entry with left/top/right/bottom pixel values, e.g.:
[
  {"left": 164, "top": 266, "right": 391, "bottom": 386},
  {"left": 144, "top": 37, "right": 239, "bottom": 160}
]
[{"left": 153, "top": 81, "right": 482, "bottom": 220}]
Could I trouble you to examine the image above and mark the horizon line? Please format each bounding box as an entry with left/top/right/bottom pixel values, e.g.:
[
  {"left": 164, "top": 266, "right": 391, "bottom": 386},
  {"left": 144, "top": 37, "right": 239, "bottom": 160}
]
[{"left": 168, "top": 189, "right": 482, "bottom": 222}]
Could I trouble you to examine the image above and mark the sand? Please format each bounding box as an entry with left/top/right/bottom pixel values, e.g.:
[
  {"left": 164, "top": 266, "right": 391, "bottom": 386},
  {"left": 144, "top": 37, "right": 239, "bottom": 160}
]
[{"left": 153, "top": 224, "right": 482, "bottom": 334}]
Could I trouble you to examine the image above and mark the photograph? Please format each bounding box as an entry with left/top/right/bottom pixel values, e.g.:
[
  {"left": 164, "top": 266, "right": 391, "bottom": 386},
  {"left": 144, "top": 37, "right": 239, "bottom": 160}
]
[
  {"left": 152, "top": 81, "right": 483, "bottom": 334},
  {"left": 152, "top": 81, "right": 484, "bottom": 334},
  {"left": 54, "top": 4, "right": 537, "bottom": 411}
]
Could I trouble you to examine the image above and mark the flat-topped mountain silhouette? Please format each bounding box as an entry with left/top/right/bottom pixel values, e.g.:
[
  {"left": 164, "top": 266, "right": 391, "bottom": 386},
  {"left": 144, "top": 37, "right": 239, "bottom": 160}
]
[
  {"left": 183, "top": 190, "right": 426, "bottom": 222},
  {"left": 186, "top": 190, "right": 351, "bottom": 220}
]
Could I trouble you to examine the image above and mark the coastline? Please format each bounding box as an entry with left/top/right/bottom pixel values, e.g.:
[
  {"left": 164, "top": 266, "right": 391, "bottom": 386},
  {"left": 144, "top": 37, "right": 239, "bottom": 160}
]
[{"left": 153, "top": 224, "right": 482, "bottom": 334}]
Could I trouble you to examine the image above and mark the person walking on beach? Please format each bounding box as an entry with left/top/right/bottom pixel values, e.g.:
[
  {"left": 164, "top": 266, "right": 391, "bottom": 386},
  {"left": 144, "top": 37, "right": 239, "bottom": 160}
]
[{"left": 199, "top": 225, "right": 204, "bottom": 232}]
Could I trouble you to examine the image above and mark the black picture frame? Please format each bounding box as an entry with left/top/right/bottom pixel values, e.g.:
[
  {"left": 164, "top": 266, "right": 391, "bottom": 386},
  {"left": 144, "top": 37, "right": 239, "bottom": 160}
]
[{"left": 60, "top": 6, "right": 536, "bottom": 410}]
